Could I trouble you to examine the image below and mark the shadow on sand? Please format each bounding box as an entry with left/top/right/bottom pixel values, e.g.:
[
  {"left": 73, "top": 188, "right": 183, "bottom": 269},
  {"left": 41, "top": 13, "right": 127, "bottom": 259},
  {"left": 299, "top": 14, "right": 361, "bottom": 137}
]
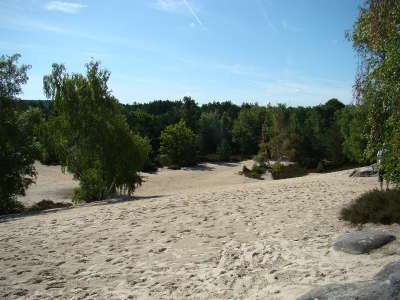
[
  {"left": 0, "top": 194, "right": 166, "bottom": 224},
  {"left": 182, "top": 161, "right": 242, "bottom": 171},
  {"left": 182, "top": 164, "right": 215, "bottom": 171}
]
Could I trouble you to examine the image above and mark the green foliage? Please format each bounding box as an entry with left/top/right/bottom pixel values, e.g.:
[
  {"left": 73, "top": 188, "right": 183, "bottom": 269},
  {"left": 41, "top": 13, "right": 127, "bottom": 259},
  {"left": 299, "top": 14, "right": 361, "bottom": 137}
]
[
  {"left": 182, "top": 96, "right": 200, "bottom": 132},
  {"left": 37, "top": 118, "right": 59, "bottom": 165},
  {"left": 262, "top": 104, "right": 292, "bottom": 161},
  {"left": 336, "top": 105, "right": 370, "bottom": 164},
  {"left": 26, "top": 200, "right": 72, "bottom": 212},
  {"left": 159, "top": 120, "right": 197, "bottom": 167},
  {"left": 259, "top": 100, "right": 348, "bottom": 169},
  {"left": 348, "top": 0, "right": 400, "bottom": 185},
  {"left": 43, "top": 61, "right": 150, "bottom": 202},
  {"left": 216, "top": 140, "right": 232, "bottom": 161},
  {"left": 232, "top": 105, "right": 266, "bottom": 156},
  {"left": 0, "top": 54, "right": 31, "bottom": 98},
  {"left": 198, "top": 111, "right": 220, "bottom": 154},
  {"left": 201, "top": 101, "right": 240, "bottom": 120},
  {"left": 0, "top": 53, "right": 39, "bottom": 215},
  {"left": 271, "top": 163, "right": 308, "bottom": 180},
  {"left": 340, "top": 189, "right": 400, "bottom": 225},
  {"left": 316, "top": 161, "right": 325, "bottom": 173},
  {"left": 239, "top": 162, "right": 270, "bottom": 180}
]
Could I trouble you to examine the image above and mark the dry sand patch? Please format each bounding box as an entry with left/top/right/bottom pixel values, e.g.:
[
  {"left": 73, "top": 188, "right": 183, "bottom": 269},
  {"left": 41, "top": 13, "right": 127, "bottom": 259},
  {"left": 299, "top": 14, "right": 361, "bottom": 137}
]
[{"left": 3, "top": 164, "right": 399, "bottom": 299}]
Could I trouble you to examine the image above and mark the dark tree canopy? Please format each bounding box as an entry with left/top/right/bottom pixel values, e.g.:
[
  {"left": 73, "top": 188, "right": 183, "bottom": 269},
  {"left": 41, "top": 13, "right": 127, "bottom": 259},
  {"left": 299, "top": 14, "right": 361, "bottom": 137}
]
[{"left": 0, "top": 54, "right": 38, "bottom": 214}]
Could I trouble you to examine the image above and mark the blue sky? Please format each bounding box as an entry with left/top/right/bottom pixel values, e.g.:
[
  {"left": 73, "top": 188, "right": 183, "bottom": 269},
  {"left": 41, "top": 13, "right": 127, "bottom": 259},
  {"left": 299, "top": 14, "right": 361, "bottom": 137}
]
[{"left": 0, "top": 0, "right": 362, "bottom": 106}]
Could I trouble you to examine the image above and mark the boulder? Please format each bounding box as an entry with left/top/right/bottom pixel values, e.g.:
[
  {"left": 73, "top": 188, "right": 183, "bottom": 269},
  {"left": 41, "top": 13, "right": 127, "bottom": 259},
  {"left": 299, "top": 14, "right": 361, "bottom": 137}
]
[
  {"left": 333, "top": 231, "right": 395, "bottom": 254},
  {"left": 374, "top": 261, "right": 400, "bottom": 281},
  {"left": 349, "top": 164, "right": 378, "bottom": 177},
  {"left": 298, "top": 261, "right": 400, "bottom": 300},
  {"left": 298, "top": 276, "right": 400, "bottom": 300}
]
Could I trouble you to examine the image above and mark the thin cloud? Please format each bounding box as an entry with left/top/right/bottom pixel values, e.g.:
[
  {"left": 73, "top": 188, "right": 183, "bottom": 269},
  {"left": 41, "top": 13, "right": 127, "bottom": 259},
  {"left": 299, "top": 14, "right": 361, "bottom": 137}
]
[
  {"left": 154, "top": 0, "right": 204, "bottom": 28},
  {"left": 256, "top": 0, "right": 277, "bottom": 32},
  {"left": 45, "top": 1, "right": 87, "bottom": 14},
  {"left": 154, "top": 0, "right": 183, "bottom": 12},
  {"left": 183, "top": 0, "right": 204, "bottom": 28},
  {"left": 0, "top": 16, "right": 159, "bottom": 54}
]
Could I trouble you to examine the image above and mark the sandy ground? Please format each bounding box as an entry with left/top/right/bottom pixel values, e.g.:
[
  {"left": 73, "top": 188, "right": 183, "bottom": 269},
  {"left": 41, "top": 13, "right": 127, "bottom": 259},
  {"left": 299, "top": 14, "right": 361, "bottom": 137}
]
[
  {"left": 2, "top": 162, "right": 400, "bottom": 299},
  {"left": 17, "top": 164, "right": 79, "bottom": 206},
  {"left": 17, "top": 161, "right": 259, "bottom": 205}
]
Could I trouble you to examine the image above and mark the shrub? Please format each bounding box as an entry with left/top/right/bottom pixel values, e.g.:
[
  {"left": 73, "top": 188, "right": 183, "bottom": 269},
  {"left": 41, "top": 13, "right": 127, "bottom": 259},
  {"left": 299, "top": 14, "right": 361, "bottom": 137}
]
[
  {"left": 216, "top": 140, "right": 232, "bottom": 161},
  {"left": 271, "top": 162, "right": 308, "bottom": 180},
  {"left": 26, "top": 200, "right": 72, "bottom": 212},
  {"left": 340, "top": 189, "right": 400, "bottom": 225},
  {"left": 240, "top": 162, "right": 270, "bottom": 180},
  {"left": 316, "top": 161, "right": 325, "bottom": 173},
  {"left": 43, "top": 61, "right": 150, "bottom": 203},
  {"left": 159, "top": 120, "right": 197, "bottom": 167},
  {"left": 0, "top": 199, "right": 25, "bottom": 215}
]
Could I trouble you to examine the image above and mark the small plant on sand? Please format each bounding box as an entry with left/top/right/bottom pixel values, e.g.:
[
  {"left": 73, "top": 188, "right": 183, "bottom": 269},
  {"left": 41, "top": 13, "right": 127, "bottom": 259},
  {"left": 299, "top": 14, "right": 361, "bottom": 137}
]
[
  {"left": 271, "top": 162, "right": 308, "bottom": 180},
  {"left": 240, "top": 162, "right": 270, "bottom": 180},
  {"left": 159, "top": 120, "right": 197, "bottom": 168},
  {"left": 26, "top": 200, "right": 72, "bottom": 212},
  {"left": 340, "top": 189, "right": 400, "bottom": 225}
]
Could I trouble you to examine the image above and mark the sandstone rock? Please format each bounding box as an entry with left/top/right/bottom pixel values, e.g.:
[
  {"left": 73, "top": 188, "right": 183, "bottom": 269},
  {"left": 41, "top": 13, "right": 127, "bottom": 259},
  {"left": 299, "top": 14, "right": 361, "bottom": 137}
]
[
  {"left": 298, "top": 277, "right": 400, "bottom": 300},
  {"left": 333, "top": 231, "right": 395, "bottom": 254},
  {"left": 349, "top": 164, "right": 378, "bottom": 177},
  {"left": 374, "top": 260, "right": 400, "bottom": 281},
  {"left": 298, "top": 262, "right": 400, "bottom": 300}
]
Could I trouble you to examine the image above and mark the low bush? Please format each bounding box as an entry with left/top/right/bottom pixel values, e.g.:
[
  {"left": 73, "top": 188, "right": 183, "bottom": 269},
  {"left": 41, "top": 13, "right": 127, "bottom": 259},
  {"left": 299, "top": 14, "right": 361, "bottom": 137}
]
[
  {"left": 26, "top": 199, "right": 72, "bottom": 212},
  {"left": 316, "top": 159, "right": 339, "bottom": 173},
  {"left": 340, "top": 189, "right": 400, "bottom": 225},
  {"left": 159, "top": 120, "right": 198, "bottom": 168},
  {"left": 1, "top": 199, "right": 72, "bottom": 216},
  {"left": 216, "top": 140, "right": 232, "bottom": 161},
  {"left": 271, "top": 162, "right": 308, "bottom": 180},
  {"left": 240, "top": 162, "right": 270, "bottom": 180},
  {"left": 0, "top": 199, "right": 25, "bottom": 215}
]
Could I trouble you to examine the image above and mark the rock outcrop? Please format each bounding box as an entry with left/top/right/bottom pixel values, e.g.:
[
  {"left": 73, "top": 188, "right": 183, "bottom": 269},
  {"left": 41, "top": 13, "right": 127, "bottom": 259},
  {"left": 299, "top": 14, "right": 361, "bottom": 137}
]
[
  {"left": 333, "top": 231, "right": 395, "bottom": 254},
  {"left": 349, "top": 164, "right": 378, "bottom": 177},
  {"left": 298, "top": 261, "right": 400, "bottom": 300}
]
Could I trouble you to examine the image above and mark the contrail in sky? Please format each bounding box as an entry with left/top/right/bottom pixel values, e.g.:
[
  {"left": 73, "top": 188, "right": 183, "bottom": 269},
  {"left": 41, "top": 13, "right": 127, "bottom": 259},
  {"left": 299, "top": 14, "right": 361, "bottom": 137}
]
[{"left": 183, "top": 0, "right": 204, "bottom": 28}]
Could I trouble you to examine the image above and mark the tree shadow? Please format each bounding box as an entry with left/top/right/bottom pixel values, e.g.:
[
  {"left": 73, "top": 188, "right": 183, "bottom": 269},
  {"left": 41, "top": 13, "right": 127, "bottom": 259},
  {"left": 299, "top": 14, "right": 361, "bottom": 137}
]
[
  {"left": 211, "top": 161, "right": 241, "bottom": 167},
  {"left": 182, "top": 164, "right": 215, "bottom": 171},
  {"left": 0, "top": 194, "right": 166, "bottom": 224}
]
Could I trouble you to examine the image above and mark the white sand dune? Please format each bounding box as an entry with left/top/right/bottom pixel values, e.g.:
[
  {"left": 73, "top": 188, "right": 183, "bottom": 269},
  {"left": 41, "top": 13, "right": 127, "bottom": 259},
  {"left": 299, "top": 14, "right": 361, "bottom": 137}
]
[{"left": 2, "top": 162, "right": 400, "bottom": 299}]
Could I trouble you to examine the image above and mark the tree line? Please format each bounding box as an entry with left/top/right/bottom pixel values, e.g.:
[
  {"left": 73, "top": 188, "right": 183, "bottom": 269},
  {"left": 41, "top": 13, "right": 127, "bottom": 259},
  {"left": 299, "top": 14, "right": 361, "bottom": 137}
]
[
  {"left": 22, "top": 92, "right": 372, "bottom": 170},
  {"left": 19, "top": 87, "right": 372, "bottom": 173},
  {"left": 0, "top": 53, "right": 376, "bottom": 215}
]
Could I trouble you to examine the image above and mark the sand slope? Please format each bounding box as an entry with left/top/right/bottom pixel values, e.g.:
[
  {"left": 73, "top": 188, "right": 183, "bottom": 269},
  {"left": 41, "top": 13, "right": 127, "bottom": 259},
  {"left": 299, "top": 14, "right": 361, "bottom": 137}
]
[
  {"left": 17, "top": 163, "right": 78, "bottom": 206},
  {"left": 3, "top": 164, "right": 400, "bottom": 299}
]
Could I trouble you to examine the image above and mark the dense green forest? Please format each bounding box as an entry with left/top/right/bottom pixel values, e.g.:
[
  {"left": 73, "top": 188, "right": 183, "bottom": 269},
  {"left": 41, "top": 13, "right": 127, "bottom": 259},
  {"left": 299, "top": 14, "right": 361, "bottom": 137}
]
[{"left": 18, "top": 95, "right": 371, "bottom": 172}]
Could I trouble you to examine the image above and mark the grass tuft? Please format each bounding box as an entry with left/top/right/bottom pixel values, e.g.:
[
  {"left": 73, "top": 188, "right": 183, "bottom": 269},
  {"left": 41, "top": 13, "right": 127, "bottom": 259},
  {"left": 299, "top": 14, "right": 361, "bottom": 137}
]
[
  {"left": 340, "top": 189, "right": 400, "bottom": 225},
  {"left": 271, "top": 163, "right": 308, "bottom": 180},
  {"left": 26, "top": 200, "right": 72, "bottom": 212},
  {"left": 240, "top": 163, "right": 270, "bottom": 180}
]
